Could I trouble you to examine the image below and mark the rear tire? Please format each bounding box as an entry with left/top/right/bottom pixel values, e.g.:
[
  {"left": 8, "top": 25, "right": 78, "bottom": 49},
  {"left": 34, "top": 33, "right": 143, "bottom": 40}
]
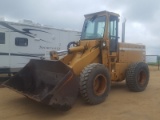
[
  {"left": 80, "top": 63, "right": 110, "bottom": 104},
  {"left": 126, "top": 62, "right": 149, "bottom": 92}
]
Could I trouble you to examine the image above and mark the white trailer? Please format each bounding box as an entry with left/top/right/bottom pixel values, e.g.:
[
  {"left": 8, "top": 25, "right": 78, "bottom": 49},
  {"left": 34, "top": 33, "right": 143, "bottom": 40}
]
[{"left": 0, "top": 20, "right": 81, "bottom": 75}]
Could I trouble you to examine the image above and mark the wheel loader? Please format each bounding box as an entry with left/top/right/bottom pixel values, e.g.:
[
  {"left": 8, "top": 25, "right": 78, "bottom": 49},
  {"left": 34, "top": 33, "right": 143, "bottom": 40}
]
[{"left": 3, "top": 11, "right": 149, "bottom": 110}]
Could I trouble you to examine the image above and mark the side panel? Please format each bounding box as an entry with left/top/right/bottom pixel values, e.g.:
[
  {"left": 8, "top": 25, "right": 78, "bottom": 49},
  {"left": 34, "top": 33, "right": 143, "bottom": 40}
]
[
  {"left": 118, "top": 43, "right": 145, "bottom": 63},
  {"left": 112, "top": 43, "right": 146, "bottom": 81},
  {"left": 9, "top": 31, "right": 41, "bottom": 72},
  {"left": 9, "top": 25, "right": 62, "bottom": 71},
  {"left": 59, "top": 30, "right": 81, "bottom": 50},
  {"left": 43, "top": 29, "right": 80, "bottom": 59}
]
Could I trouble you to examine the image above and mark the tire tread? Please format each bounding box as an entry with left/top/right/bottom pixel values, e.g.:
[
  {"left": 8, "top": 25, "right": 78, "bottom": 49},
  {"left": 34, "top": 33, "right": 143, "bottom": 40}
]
[{"left": 80, "top": 63, "right": 110, "bottom": 104}]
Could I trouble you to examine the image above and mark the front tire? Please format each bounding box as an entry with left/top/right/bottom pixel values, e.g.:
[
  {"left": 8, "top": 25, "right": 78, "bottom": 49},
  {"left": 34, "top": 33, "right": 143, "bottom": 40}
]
[
  {"left": 126, "top": 62, "right": 149, "bottom": 92},
  {"left": 80, "top": 63, "right": 110, "bottom": 104}
]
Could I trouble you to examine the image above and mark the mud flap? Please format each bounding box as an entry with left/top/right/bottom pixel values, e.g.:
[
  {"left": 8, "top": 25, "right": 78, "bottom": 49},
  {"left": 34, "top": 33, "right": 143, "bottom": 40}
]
[{"left": 3, "top": 59, "right": 79, "bottom": 110}]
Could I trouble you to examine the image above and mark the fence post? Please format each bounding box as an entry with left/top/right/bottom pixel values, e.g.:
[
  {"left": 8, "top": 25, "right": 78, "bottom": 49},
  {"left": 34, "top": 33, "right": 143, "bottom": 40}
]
[{"left": 158, "top": 56, "right": 160, "bottom": 70}]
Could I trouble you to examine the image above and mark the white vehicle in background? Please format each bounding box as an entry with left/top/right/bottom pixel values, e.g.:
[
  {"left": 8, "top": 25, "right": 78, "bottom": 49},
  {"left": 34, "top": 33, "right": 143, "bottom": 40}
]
[{"left": 0, "top": 19, "right": 81, "bottom": 76}]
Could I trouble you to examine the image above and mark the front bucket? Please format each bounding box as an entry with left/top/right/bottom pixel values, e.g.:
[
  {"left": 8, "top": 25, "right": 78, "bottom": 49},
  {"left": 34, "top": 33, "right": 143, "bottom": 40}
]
[{"left": 3, "top": 59, "right": 79, "bottom": 110}]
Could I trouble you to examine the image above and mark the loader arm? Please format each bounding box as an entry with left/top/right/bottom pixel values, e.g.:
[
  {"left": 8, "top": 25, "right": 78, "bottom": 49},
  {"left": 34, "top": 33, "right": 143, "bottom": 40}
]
[{"left": 61, "top": 41, "right": 101, "bottom": 75}]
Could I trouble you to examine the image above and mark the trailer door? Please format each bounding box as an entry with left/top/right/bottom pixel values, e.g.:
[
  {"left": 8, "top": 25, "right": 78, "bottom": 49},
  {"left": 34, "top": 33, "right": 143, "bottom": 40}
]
[{"left": 0, "top": 30, "right": 10, "bottom": 73}]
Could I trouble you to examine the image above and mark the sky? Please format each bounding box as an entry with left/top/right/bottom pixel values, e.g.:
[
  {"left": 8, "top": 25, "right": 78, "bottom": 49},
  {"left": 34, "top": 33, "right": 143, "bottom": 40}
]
[{"left": 0, "top": 0, "right": 159, "bottom": 55}]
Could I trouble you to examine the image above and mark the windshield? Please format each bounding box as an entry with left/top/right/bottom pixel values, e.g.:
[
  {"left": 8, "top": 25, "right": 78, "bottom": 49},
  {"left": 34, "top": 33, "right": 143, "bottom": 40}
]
[{"left": 81, "top": 16, "right": 106, "bottom": 40}]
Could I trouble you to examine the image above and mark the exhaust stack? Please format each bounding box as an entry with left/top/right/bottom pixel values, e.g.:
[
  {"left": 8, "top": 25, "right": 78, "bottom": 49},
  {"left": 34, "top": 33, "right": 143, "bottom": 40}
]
[{"left": 122, "top": 18, "right": 126, "bottom": 43}]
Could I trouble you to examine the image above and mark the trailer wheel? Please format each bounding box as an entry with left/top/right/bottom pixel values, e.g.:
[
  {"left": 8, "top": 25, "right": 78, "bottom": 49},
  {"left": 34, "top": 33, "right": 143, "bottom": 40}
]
[
  {"left": 126, "top": 62, "right": 149, "bottom": 92},
  {"left": 80, "top": 63, "right": 110, "bottom": 104}
]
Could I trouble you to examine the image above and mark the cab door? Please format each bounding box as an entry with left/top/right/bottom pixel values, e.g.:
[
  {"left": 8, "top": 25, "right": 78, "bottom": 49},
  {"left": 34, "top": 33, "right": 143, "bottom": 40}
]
[{"left": 109, "top": 15, "right": 119, "bottom": 52}]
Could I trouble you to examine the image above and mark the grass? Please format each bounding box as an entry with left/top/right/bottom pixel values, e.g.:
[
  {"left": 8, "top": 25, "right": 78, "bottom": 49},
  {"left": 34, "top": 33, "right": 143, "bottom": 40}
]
[
  {"left": 147, "top": 55, "right": 160, "bottom": 65},
  {"left": 147, "top": 60, "right": 160, "bottom": 66}
]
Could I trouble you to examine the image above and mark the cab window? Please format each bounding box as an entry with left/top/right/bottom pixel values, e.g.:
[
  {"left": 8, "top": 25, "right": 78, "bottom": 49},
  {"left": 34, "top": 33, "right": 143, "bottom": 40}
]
[{"left": 81, "top": 16, "right": 106, "bottom": 40}]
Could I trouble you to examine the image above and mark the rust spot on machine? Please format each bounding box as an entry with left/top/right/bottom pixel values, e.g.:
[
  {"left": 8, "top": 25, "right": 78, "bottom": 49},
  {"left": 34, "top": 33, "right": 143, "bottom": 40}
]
[{"left": 3, "top": 59, "right": 79, "bottom": 111}]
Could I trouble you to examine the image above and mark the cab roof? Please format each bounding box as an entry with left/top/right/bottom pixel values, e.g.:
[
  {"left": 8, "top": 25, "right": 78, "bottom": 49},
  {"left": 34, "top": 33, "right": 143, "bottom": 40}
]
[{"left": 84, "top": 11, "right": 120, "bottom": 18}]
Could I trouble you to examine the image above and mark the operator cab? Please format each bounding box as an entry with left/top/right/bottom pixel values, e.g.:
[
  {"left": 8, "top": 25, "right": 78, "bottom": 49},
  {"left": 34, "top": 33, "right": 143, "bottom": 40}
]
[{"left": 81, "top": 11, "right": 119, "bottom": 52}]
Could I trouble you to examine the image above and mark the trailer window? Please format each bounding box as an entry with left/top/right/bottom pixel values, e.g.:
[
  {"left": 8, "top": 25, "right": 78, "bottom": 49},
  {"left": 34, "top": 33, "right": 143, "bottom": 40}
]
[
  {"left": 15, "top": 38, "right": 28, "bottom": 46},
  {"left": 0, "top": 33, "right": 5, "bottom": 44}
]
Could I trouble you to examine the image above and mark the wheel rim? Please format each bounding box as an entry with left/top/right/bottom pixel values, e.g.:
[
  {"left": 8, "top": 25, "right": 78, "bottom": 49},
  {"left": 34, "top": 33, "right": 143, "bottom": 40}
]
[
  {"left": 137, "top": 69, "right": 147, "bottom": 86},
  {"left": 93, "top": 74, "right": 107, "bottom": 96}
]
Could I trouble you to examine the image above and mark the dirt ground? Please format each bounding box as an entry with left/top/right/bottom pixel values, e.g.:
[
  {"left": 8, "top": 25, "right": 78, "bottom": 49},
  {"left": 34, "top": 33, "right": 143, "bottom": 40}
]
[{"left": 0, "top": 66, "right": 159, "bottom": 120}]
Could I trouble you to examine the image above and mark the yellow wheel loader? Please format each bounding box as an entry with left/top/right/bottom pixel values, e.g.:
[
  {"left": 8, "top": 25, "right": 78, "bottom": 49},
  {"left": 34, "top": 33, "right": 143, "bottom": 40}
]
[{"left": 3, "top": 11, "right": 149, "bottom": 110}]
